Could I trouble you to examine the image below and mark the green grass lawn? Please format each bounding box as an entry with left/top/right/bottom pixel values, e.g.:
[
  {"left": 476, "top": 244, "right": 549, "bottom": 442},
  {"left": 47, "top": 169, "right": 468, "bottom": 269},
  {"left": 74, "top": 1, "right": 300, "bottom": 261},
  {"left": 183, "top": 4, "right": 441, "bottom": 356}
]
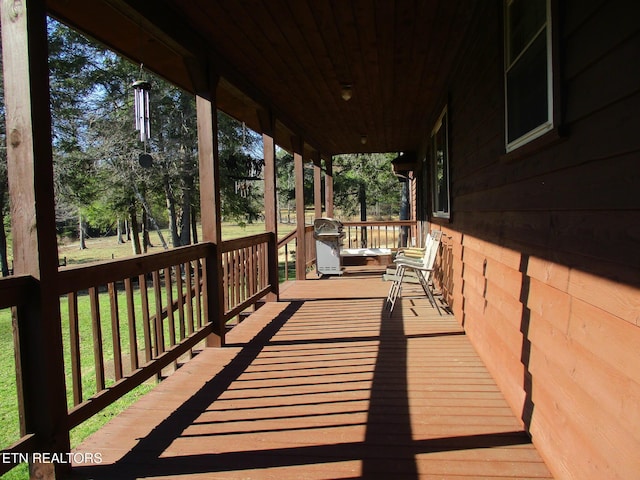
[
  {"left": 0, "top": 290, "right": 159, "bottom": 479},
  {"left": 58, "top": 222, "right": 298, "bottom": 266}
]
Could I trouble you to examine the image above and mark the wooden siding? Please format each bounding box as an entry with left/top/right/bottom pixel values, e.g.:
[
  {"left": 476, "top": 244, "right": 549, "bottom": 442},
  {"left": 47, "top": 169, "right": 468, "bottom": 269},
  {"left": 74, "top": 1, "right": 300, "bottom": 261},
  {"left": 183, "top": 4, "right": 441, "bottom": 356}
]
[
  {"left": 424, "top": 1, "right": 640, "bottom": 479},
  {"left": 70, "top": 272, "right": 552, "bottom": 479}
]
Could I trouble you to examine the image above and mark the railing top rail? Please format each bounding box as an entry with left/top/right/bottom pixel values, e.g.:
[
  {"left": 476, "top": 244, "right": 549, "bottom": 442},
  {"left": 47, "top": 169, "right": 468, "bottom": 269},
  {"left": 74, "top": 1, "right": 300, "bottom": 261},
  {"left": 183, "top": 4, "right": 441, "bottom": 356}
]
[
  {"left": 57, "top": 242, "right": 213, "bottom": 295},
  {"left": 0, "top": 274, "right": 34, "bottom": 309},
  {"left": 276, "top": 225, "right": 315, "bottom": 248},
  {"left": 221, "top": 232, "right": 272, "bottom": 252},
  {"left": 341, "top": 220, "right": 416, "bottom": 227},
  {"left": 277, "top": 228, "right": 297, "bottom": 247}
]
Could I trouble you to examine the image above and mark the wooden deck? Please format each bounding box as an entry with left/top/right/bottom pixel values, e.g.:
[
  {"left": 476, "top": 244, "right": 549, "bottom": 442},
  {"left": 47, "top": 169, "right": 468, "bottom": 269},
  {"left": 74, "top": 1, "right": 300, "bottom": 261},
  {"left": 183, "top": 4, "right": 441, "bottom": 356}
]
[{"left": 71, "top": 268, "right": 553, "bottom": 479}]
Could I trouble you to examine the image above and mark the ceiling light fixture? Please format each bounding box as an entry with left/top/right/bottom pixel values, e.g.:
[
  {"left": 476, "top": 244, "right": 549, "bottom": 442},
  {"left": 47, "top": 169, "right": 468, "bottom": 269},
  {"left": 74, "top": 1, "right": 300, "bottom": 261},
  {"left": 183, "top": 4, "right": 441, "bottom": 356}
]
[{"left": 340, "top": 84, "right": 353, "bottom": 101}]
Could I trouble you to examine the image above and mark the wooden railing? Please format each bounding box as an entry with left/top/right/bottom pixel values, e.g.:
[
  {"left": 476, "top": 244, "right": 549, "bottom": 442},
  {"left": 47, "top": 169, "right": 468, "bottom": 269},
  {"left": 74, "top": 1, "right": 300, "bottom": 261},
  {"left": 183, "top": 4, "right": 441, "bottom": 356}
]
[
  {"left": 277, "top": 225, "right": 316, "bottom": 282},
  {"left": 1, "top": 223, "right": 415, "bottom": 475},
  {"left": 304, "top": 225, "right": 316, "bottom": 268},
  {"left": 56, "top": 243, "right": 215, "bottom": 428},
  {"left": 220, "top": 232, "right": 278, "bottom": 320},
  {"left": 0, "top": 275, "right": 39, "bottom": 475},
  {"left": 278, "top": 227, "right": 297, "bottom": 283},
  {"left": 0, "top": 235, "right": 280, "bottom": 476},
  {"left": 342, "top": 220, "right": 415, "bottom": 250},
  {"left": 277, "top": 221, "right": 416, "bottom": 281}
]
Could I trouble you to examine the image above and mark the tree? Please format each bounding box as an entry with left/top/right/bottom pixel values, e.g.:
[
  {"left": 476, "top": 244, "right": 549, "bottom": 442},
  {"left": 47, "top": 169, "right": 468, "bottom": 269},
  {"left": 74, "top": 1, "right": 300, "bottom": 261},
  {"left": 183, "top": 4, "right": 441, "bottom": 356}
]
[
  {"left": 276, "top": 151, "right": 295, "bottom": 223},
  {"left": 333, "top": 153, "right": 402, "bottom": 220},
  {"left": 48, "top": 19, "right": 133, "bottom": 250},
  {"left": 40, "top": 20, "right": 404, "bottom": 263}
]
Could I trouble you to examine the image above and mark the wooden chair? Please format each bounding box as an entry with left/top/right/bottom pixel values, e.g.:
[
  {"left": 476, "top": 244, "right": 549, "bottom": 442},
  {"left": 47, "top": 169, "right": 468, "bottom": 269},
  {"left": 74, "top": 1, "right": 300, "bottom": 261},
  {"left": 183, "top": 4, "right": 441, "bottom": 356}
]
[{"left": 385, "top": 230, "right": 443, "bottom": 314}]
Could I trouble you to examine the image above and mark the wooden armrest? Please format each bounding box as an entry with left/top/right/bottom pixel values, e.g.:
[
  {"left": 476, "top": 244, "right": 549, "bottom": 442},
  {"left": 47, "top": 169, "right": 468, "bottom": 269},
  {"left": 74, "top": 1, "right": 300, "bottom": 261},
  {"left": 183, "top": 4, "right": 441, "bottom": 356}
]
[
  {"left": 394, "top": 257, "right": 426, "bottom": 267},
  {"left": 396, "top": 247, "right": 424, "bottom": 259}
]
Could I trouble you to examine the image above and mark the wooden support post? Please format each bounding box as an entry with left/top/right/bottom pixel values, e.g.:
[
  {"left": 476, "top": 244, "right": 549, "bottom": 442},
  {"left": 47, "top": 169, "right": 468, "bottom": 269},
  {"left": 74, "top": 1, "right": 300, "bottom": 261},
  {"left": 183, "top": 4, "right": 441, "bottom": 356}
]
[
  {"left": 258, "top": 109, "right": 279, "bottom": 300},
  {"left": 409, "top": 172, "right": 418, "bottom": 244},
  {"left": 1, "top": 0, "right": 70, "bottom": 476},
  {"left": 325, "top": 156, "right": 335, "bottom": 218},
  {"left": 196, "top": 68, "right": 225, "bottom": 347},
  {"left": 293, "top": 137, "right": 307, "bottom": 280},
  {"left": 312, "top": 152, "right": 322, "bottom": 220}
]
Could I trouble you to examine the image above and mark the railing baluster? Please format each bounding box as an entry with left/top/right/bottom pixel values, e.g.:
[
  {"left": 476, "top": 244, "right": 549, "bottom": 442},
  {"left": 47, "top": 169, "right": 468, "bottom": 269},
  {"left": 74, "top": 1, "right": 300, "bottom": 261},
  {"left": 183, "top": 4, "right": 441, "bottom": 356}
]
[
  {"left": 67, "top": 292, "right": 82, "bottom": 405},
  {"left": 250, "top": 244, "right": 256, "bottom": 296},
  {"left": 138, "top": 274, "right": 152, "bottom": 363},
  {"left": 10, "top": 305, "right": 27, "bottom": 436},
  {"left": 243, "top": 246, "right": 249, "bottom": 301},
  {"left": 164, "top": 265, "right": 178, "bottom": 370},
  {"left": 165, "top": 266, "right": 176, "bottom": 348},
  {"left": 175, "top": 265, "right": 185, "bottom": 341},
  {"left": 238, "top": 247, "right": 245, "bottom": 304},
  {"left": 184, "top": 262, "right": 194, "bottom": 335},
  {"left": 108, "top": 282, "right": 123, "bottom": 381},
  {"left": 263, "top": 242, "right": 269, "bottom": 287},
  {"left": 221, "top": 252, "right": 228, "bottom": 312},
  {"left": 245, "top": 246, "right": 251, "bottom": 299},
  {"left": 152, "top": 270, "right": 164, "bottom": 356},
  {"left": 124, "top": 277, "right": 138, "bottom": 372},
  {"left": 88, "top": 287, "right": 105, "bottom": 391},
  {"left": 194, "top": 260, "right": 202, "bottom": 329},
  {"left": 230, "top": 249, "right": 236, "bottom": 307},
  {"left": 237, "top": 248, "right": 243, "bottom": 306},
  {"left": 228, "top": 251, "right": 235, "bottom": 312}
]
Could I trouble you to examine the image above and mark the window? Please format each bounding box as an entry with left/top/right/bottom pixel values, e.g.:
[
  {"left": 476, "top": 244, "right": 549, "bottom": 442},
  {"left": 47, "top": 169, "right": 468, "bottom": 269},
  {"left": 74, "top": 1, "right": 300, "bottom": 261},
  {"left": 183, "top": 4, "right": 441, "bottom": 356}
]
[
  {"left": 505, "top": 0, "right": 553, "bottom": 151},
  {"left": 431, "top": 107, "right": 450, "bottom": 219}
]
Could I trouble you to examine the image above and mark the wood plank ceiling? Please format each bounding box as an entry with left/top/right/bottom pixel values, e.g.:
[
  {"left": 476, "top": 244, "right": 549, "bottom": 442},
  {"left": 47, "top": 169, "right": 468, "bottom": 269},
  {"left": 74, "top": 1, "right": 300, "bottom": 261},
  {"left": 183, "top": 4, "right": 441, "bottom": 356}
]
[{"left": 46, "top": 0, "right": 477, "bottom": 156}]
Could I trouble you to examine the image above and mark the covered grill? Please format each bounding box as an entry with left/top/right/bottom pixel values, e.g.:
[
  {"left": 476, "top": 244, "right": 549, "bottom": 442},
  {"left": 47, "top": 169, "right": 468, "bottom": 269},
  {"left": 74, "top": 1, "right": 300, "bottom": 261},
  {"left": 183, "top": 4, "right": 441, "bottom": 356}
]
[{"left": 313, "top": 218, "right": 345, "bottom": 276}]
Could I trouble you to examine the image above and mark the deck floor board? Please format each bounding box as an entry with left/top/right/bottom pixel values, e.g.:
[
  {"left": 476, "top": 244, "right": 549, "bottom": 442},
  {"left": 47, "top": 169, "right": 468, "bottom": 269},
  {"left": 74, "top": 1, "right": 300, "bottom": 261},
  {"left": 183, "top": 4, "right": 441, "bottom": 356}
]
[{"left": 71, "top": 269, "right": 552, "bottom": 479}]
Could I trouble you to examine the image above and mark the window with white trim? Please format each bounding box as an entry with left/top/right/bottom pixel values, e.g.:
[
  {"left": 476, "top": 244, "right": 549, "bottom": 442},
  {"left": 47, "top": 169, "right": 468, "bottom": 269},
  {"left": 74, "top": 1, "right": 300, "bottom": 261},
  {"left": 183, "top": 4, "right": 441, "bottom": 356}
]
[
  {"left": 504, "top": 0, "right": 553, "bottom": 151},
  {"left": 431, "top": 107, "right": 450, "bottom": 218}
]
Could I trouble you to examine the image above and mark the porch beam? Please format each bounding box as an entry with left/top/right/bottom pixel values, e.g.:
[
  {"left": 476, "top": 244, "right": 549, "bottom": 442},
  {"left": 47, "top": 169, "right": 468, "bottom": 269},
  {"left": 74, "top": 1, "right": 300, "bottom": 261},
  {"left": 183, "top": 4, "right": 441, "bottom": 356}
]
[
  {"left": 325, "top": 156, "right": 334, "bottom": 218},
  {"left": 1, "top": 0, "right": 70, "bottom": 477},
  {"left": 293, "top": 136, "right": 307, "bottom": 280},
  {"left": 196, "top": 66, "right": 225, "bottom": 347},
  {"left": 258, "top": 108, "right": 279, "bottom": 300}
]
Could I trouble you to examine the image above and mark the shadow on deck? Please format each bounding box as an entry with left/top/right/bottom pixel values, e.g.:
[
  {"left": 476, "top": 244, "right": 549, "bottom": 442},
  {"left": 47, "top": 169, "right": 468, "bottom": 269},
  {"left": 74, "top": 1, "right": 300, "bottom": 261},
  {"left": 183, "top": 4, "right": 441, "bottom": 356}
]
[{"left": 71, "top": 267, "right": 553, "bottom": 479}]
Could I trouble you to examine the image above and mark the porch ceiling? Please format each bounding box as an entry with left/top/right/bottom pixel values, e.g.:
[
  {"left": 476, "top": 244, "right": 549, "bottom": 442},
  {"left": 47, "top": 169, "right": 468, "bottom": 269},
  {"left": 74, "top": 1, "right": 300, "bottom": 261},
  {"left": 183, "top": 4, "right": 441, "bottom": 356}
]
[{"left": 45, "top": 0, "right": 477, "bottom": 156}]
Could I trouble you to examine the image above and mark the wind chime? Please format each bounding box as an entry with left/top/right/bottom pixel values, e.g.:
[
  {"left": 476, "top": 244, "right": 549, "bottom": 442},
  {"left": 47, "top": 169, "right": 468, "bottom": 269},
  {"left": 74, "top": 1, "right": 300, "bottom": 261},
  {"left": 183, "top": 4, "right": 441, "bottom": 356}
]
[{"left": 132, "top": 68, "right": 153, "bottom": 168}]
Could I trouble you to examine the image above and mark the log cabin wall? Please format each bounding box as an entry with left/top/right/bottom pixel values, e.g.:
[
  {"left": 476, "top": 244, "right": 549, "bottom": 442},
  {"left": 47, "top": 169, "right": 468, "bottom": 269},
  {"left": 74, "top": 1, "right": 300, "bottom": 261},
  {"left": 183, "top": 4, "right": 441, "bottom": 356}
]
[{"left": 421, "top": 1, "right": 640, "bottom": 478}]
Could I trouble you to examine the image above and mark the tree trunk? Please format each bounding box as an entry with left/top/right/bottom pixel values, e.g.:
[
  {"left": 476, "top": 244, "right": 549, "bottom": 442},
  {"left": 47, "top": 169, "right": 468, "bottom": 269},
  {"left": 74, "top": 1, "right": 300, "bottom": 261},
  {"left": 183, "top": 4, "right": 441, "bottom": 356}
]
[
  {"left": 191, "top": 208, "right": 198, "bottom": 244},
  {"left": 179, "top": 203, "right": 191, "bottom": 246},
  {"left": 79, "top": 212, "right": 87, "bottom": 250},
  {"left": 142, "top": 209, "right": 150, "bottom": 253},
  {"left": 116, "top": 218, "right": 125, "bottom": 244},
  {"left": 163, "top": 175, "right": 179, "bottom": 248},
  {"left": 179, "top": 175, "right": 193, "bottom": 246},
  {"left": 129, "top": 207, "right": 142, "bottom": 255},
  {"left": 133, "top": 185, "right": 168, "bottom": 250}
]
